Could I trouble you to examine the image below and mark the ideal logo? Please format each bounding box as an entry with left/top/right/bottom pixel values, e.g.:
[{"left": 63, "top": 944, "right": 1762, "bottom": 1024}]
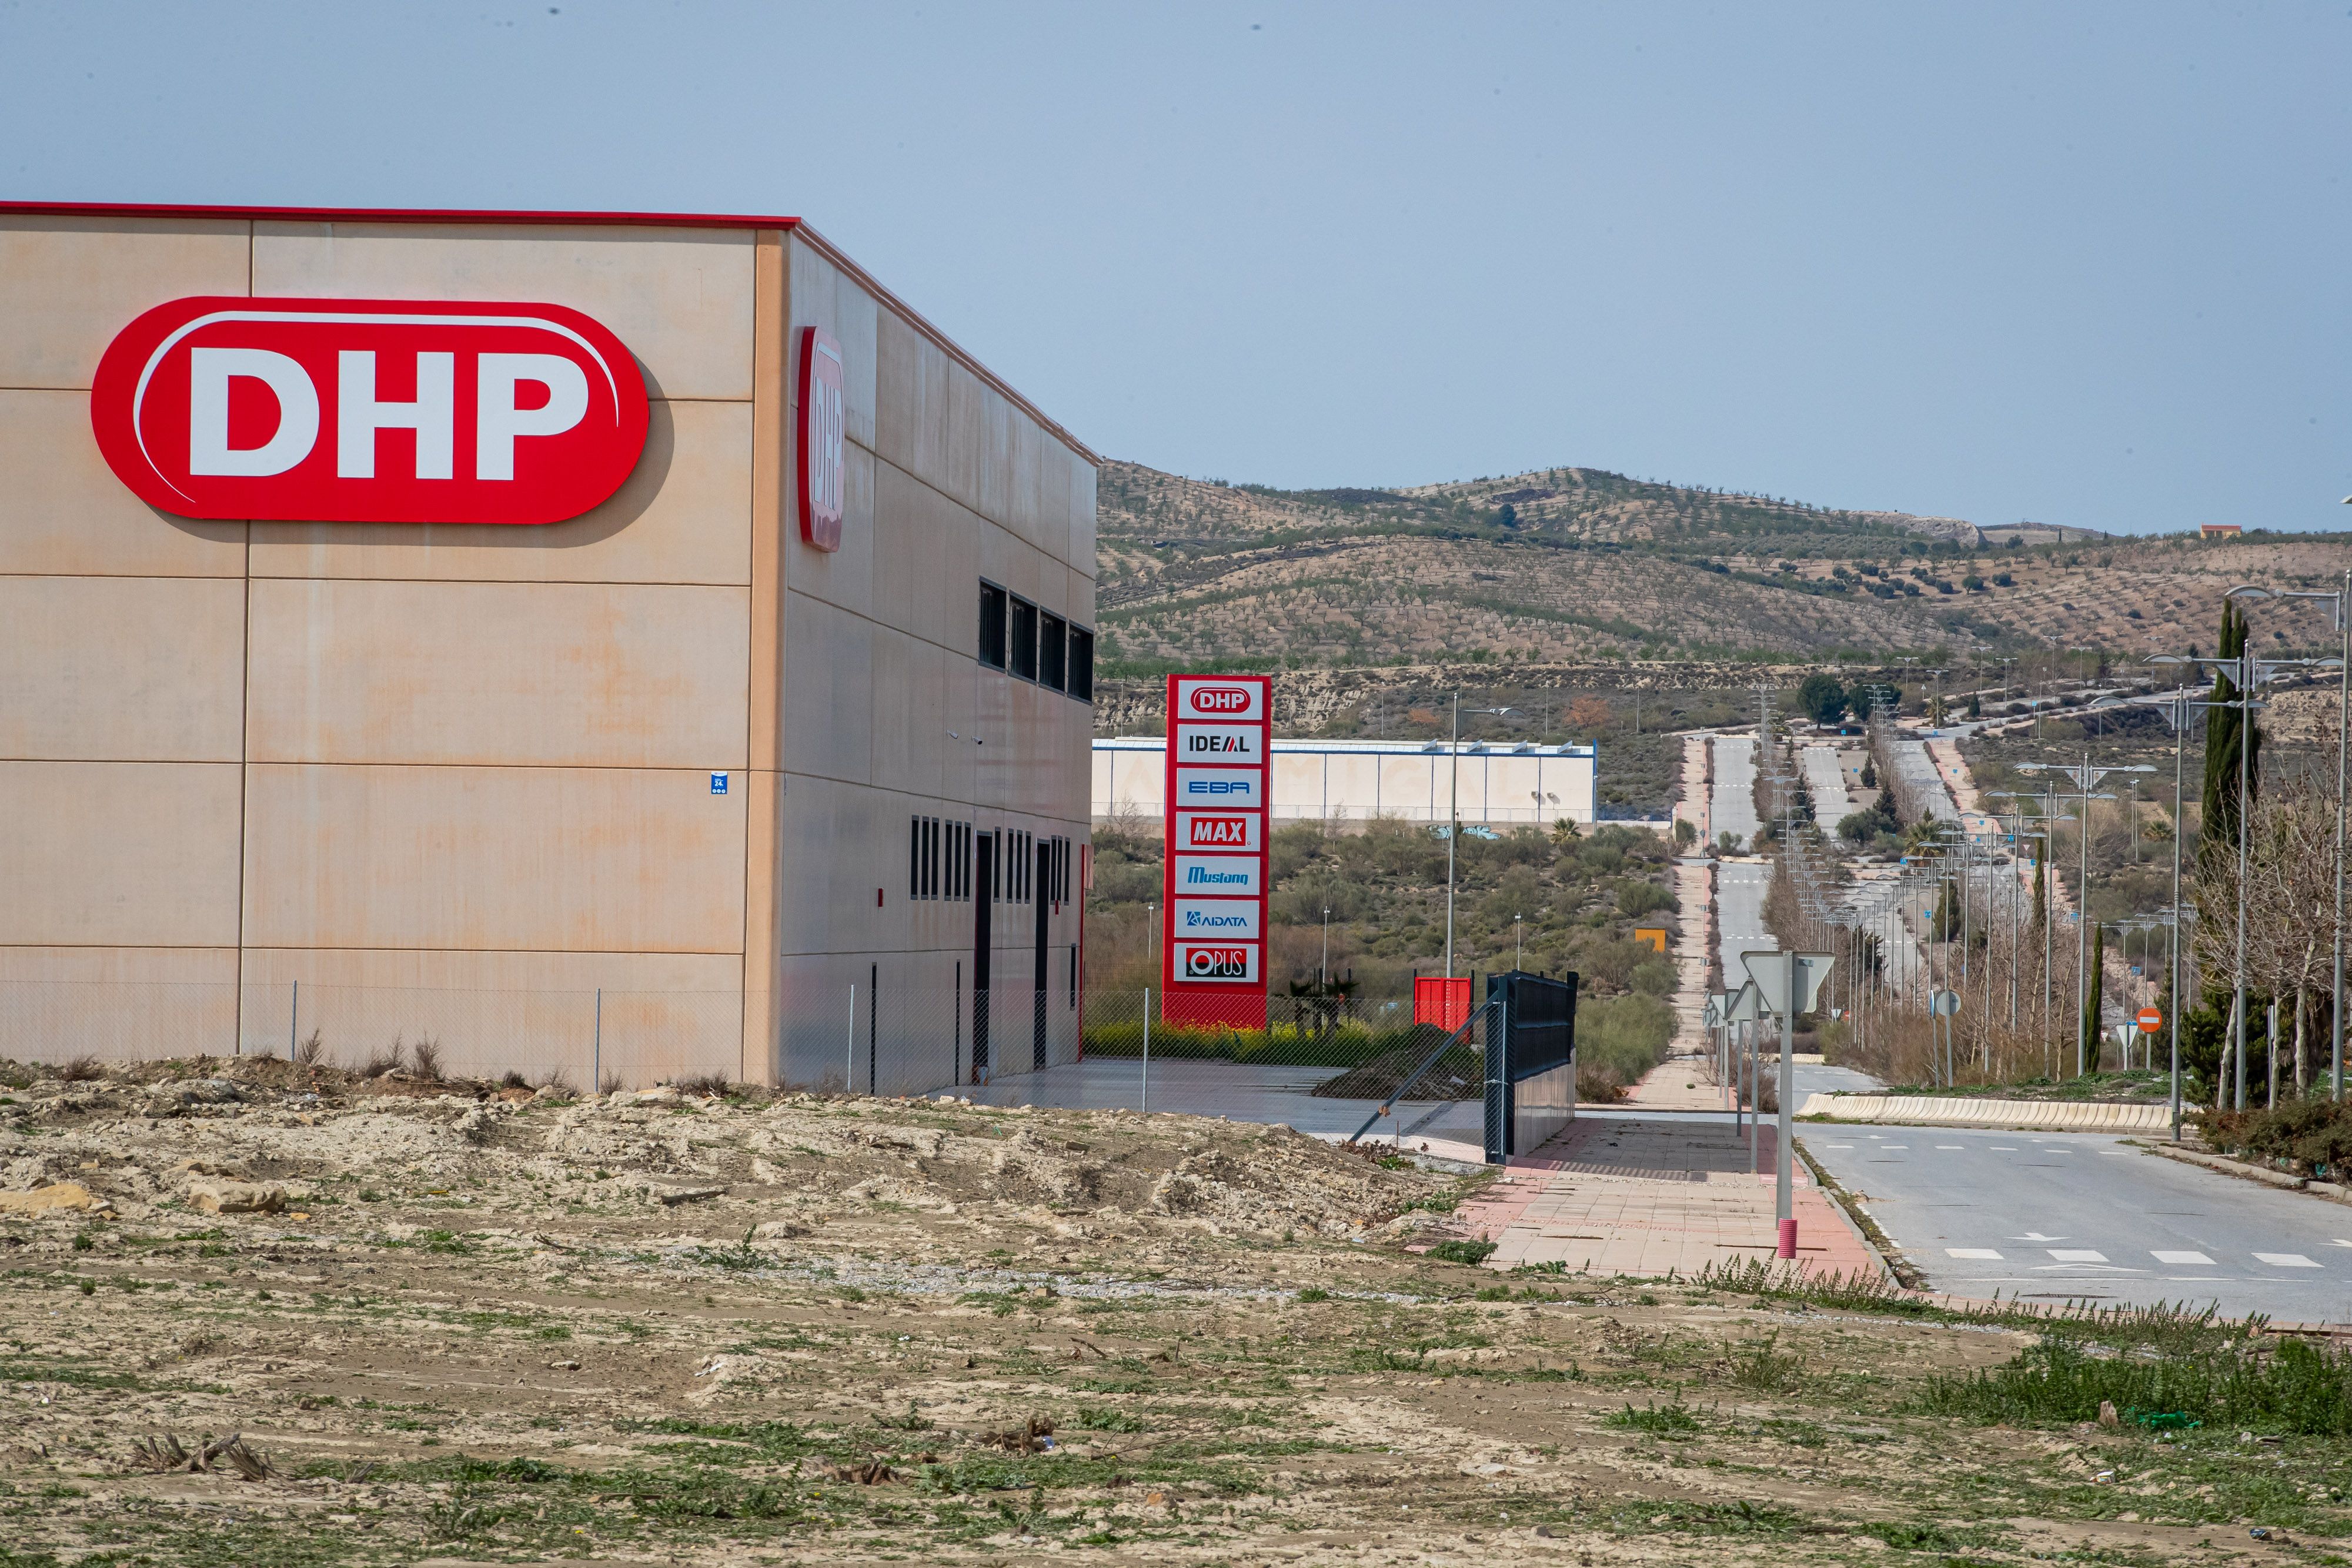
[{"left": 1176, "top": 723, "right": 1261, "bottom": 760}]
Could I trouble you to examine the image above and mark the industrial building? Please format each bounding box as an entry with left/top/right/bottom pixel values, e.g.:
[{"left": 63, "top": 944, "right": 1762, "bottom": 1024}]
[
  {"left": 1093, "top": 736, "right": 1598, "bottom": 827},
  {"left": 0, "top": 202, "right": 1096, "bottom": 1092}
]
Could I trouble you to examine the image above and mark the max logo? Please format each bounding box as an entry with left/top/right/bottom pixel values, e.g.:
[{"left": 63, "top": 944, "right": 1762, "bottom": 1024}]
[
  {"left": 1185, "top": 816, "right": 1252, "bottom": 847},
  {"left": 1188, "top": 687, "right": 1253, "bottom": 714},
  {"left": 90, "top": 296, "right": 650, "bottom": 525},
  {"left": 1185, "top": 947, "right": 1251, "bottom": 978}
]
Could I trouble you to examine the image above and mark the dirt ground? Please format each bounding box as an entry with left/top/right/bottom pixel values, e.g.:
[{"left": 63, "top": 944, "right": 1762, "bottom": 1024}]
[{"left": 3, "top": 1054, "right": 2346, "bottom": 1566}]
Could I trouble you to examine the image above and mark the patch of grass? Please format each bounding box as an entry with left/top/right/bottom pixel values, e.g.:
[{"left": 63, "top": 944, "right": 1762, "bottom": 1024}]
[
  {"left": 1604, "top": 1397, "right": 1702, "bottom": 1436},
  {"left": 1920, "top": 1335, "right": 2352, "bottom": 1436},
  {"left": 1075, "top": 1406, "right": 1148, "bottom": 1433},
  {"left": 1294, "top": 1286, "right": 1330, "bottom": 1303},
  {"left": 1423, "top": 1239, "right": 1497, "bottom": 1266}
]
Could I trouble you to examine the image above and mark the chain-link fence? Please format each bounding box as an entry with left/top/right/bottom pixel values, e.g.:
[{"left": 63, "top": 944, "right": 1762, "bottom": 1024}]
[{"left": 0, "top": 978, "right": 1506, "bottom": 1152}]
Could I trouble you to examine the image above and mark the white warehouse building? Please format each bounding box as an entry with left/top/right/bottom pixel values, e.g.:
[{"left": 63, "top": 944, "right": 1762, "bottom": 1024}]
[{"left": 1093, "top": 737, "right": 1598, "bottom": 827}]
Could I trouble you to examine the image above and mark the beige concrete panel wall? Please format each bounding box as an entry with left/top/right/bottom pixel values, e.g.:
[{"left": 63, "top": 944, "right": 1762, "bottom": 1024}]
[
  {"left": 783, "top": 439, "right": 876, "bottom": 618},
  {"left": 250, "top": 222, "right": 756, "bottom": 402},
  {"left": 236, "top": 947, "right": 744, "bottom": 1084},
  {"left": 1018, "top": 420, "right": 1073, "bottom": 565},
  {"left": 980, "top": 388, "right": 1017, "bottom": 539},
  {"left": 0, "top": 389, "right": 247, "bottom": 576},
  {"left": 0, "top": 215, "right": 251, "bottom": 388},
  {"left": 873, "top": 458, "right": 978, "bottom": 654},
  {"left": 242, "top": 764, "right": 746, "bottom": 953},
  {"left": 1380, "top": 755, "right": 1436, "bottom": 821},
  {"left": 940, "top": 360, "right": 987, "bottom": 514},
  {"left": 780, "top": 592, "right": 875, "bottom": 788},
  {"left": 0, "top": 761, "right": 243, "bottom": 945},
  {"left": 870, "top": 629, "right": 948, "bottom": 805},
  {"left": 774, "top": 950, "right": 969, "bottom": 1094},
  {"left": 773, "top": 775, "right": 893, "bottom": 958},
  {"left": 873, "top": 312, "right": 951, "bottom": 495},
  {"left": 0, "top": 946, "right": 244, "bottom": 1065},
  {"left": 1324, "top": 753, "right": 1384, "bottom": 821},
  {"left": 1270, "top": 753, "right": 1324, "bottom": 819},
  {"left": 0, "top": 576, "right": 245, "bottom": 761},
  {"left": 1069, "top": 453, "right": 1098, "bottom": 583},
  {"left": 249, "top": 398, "right": 753, "bottom": 586},
  {"left": 786, "top": 237, "right": 878, "bottom": 452},
  {"left": 246, "top": 579, "right": 749, "bottom": 768}
]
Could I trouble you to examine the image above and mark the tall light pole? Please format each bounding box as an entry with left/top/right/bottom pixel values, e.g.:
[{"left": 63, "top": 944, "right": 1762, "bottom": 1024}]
[
  {"left": 1319, "top": 905, "right": 1331, "bottom": 989},
  {"left": 1445, "top": 698, "right": 1518, "bottom": 979},
  {"left": 2018, "top": 756, "right": 2145, "bottom": 1074},
  {"left": 2226, "top": 571, "right": 2351, "bottom": 1099},
  {"left": 1514, "top": 913, "right": 1524, "bottom": 971}
]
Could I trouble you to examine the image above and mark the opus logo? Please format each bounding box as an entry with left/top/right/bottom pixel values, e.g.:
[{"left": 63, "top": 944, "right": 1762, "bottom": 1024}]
[
  {"left": 797, "top": 326, "right": 846, "bottom": 550},
  {"left": 1178, "top": 943, "right": 1259, "bottom": 982},
  {"left": 90, "top": 296, "right": 649, "bottom": 525}
]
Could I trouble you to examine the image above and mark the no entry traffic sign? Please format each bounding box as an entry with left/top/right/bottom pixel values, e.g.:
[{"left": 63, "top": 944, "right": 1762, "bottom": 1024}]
[{"left": 2137, "top": 1006, "right": 2163, "bottom": 1034}]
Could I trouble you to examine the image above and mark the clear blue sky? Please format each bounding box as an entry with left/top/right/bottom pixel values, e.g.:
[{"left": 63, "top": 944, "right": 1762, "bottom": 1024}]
[{"left": 5, "top": 2, "right": 2346, "bottom": 534}]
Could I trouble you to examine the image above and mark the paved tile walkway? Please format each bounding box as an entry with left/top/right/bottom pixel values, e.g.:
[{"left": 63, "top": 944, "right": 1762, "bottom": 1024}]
[{"left": 1460, "top": 1115, "right": 1880, "bottom": 1279}]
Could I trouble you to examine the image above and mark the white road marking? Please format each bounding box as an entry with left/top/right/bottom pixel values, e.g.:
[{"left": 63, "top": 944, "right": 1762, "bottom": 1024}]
[
  {"left": 2049, "top": 1249, "right": 2108, "bottom": 1263},
  {"left": 2151, "top": 1250, "right": 2214, "bottom": 1266},
  {"left": 1881, "top": 1145, "right": 1909, "bottom": 1151},
  {"left": 2012, "top": 1232, "right": 2066, "bottom": 1242},
  {"left": 1990, "top": 1146, "right": 2018, "bottom": 1151},
  {"left": 1826, "top": 1144, "right": 1855, "bottom": 1149},
  {"left": 2330, "top": 1240, "right": 2352, "bottom": 1249},
  {"left": 2255, "top": 1253, "right": 2321, "bottom": 1269},
  {"left": 1947, "top": 1248, "right": 2003, "bottom": 1260},
  {"left": 1936, "top": 1145, "right": 1965, "bottom": 1150}
]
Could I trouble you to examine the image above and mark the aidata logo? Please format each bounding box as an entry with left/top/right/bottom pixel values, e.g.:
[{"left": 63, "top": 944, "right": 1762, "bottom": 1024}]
[
  {"left": 797, "top": 326, "right": 846, "bottom": 550},
  {"left": 89, "top": 296, "right": 649, "bottom": 525},
  {"left": 1184, "top": 947, "right": 1251, "bottom": 978},
  {"left": 1188, "top": 687, "right": 1252, "bottom": 714}
]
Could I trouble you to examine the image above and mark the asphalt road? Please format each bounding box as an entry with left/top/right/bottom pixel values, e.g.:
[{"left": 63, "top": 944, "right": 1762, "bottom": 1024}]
[
  {"left": 1710, "top": 735, "right": 1760, "bottom": 845},
  {"left": 1802, "top": 1126, "right": 2352, "bottom": 1325}
]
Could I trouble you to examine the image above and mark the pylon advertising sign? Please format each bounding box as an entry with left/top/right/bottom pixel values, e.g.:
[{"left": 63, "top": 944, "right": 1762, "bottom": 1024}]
[{"left": 1163, "top": 674, "right": 1270, "bottom": 1027}]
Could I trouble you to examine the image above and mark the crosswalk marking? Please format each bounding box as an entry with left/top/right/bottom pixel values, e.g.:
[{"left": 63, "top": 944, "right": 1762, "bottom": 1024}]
[
  {"left": 1936, "top": 1145, "right": 1965, "bottom": 1150},
  {"left": 2049, "top": 1249, "right": 2108, "bottom": 1262},
  {"left": 1946, "top": 1248, "right": 2003, "bottom": 1260},
  {"left": 2151, "top": 1250, "right": 2213, "bottom": 1266},
  {"left": 2256, "top": 1252, "right": 2320, "bottom": 1269}
]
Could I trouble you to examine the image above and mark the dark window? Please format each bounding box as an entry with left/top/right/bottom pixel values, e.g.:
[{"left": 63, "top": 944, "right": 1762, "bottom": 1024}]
[
  {"left": 1067, "top": 627, "right": 1094, "bottom": 702},
  {"left": 908, "top": 817, "right": 922, "bottom": 900},
  {"left": 1039, "top": 611, "right": 1067, "bottom": 692},
  {"left": 1010, "top": 596, "right": 1038, "bottom": 681},
  {"left": 978, "top": 582, "right": 1007, "bottom": 670}
]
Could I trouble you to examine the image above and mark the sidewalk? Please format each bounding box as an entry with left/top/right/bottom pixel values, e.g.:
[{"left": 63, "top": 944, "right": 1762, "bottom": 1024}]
[{"left": 1459, "top": 1115, "right": 1880, "bottom": 1279}]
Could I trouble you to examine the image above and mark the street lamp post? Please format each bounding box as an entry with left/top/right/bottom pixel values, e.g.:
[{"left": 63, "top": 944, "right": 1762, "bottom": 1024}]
[
  {"left": 2017, "top": 757, "right": 2147, "bottom": 1074},
  {"left": 1445, "top": 698, "right": 1518, "bottom": 979},
  {"left": 1320, "top": 905, "right": 1331, "bottom": 989}
]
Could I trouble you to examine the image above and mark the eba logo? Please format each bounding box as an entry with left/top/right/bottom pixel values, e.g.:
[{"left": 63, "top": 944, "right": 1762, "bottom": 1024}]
[
  {"left": 89, "top": 296, "right": 649, "bottom": 525},
  {"left": 1182, "top": 779, "right": 1248, "bottom": 795},
  {"left": 1185, "top": 947, "right": 1250, "bottom": 978},
  {"left": 1188, "top": 687, "right": 1253, "bottom": 714}
]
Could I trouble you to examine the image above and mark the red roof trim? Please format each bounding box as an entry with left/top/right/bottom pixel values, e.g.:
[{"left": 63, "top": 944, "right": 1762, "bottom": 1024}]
[{"left": 0, "top": 200, "right": 800, "bottom": 231}]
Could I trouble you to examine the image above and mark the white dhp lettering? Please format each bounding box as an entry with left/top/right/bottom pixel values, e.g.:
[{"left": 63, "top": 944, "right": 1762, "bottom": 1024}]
[
  {"left": 188, "top": 348, "right": 320, "bottom": 477},
  {"left": 337, "top": 351, "right": 455, "bottom": 479},
  {"left": 476, "top": 353, "right": 590, "bottom": 481}
]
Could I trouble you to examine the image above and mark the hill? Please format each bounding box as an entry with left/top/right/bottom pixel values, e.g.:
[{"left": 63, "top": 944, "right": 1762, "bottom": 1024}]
[{"left": 1093, "top": 459, "right": 2350, "bottom": 674}]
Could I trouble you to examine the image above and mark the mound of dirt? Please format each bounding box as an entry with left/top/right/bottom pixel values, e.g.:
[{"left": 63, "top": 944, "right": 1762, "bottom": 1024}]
[{"left": 0, "top": 1055, "right": 1439, "bottom": 1246}]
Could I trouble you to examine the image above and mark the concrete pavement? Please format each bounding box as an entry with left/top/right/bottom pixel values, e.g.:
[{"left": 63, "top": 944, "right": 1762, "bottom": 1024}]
[
  {"left": 1471, "top": 1114, "right": 1878, "bottom": 1278},
  {"left": 1803, "top": 1125, "right": 2352, "bottom": 1322},
  {"left": 1709, "top": 735, "right": 1760, "bottom": 847}
]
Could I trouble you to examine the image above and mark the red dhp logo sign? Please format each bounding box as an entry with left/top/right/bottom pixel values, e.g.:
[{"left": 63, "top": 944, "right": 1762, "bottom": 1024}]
[
  {"left": 1188, "top": 687, "right": 1252, "bottom": 714},
  {"left": 90, "top": 296, "right": 650, "bottom": 525}
]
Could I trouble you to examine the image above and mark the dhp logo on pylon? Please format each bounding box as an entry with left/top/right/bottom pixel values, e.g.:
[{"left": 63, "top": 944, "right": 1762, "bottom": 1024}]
[
  {"left": 1187, "top": 687, "right": 1252, "bottom": 714},
  {"left": 90, "top": 296, "right": 650, "bottom": 524}
]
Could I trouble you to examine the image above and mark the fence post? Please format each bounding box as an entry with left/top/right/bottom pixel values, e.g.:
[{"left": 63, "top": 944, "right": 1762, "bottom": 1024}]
[
  {"left": 1141, "top": 987, "right": 1151, "bottom": 1115},
  {"left": 846, "top": 984, "right": 857, "bottom": 1094},
  {"left": 593, "top": 988, "right": 602, "bottom": 1095},
  {"left": 288, "top": 980, "right": 298, "bottom": 1061}
]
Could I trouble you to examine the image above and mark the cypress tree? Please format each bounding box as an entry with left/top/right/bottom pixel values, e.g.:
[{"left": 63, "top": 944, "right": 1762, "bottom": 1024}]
[
  {"left": 2199, "top": 600, "right": 2263, "bottom": 867},
  {"left": 2083, "top": 922, "right": 2106, "bottom": 1069}
]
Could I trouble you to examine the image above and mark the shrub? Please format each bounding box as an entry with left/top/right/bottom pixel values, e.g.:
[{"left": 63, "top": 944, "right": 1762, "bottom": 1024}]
[{"left": 1424, "top": 1239, "right": 1498, "bottom": 1265}]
